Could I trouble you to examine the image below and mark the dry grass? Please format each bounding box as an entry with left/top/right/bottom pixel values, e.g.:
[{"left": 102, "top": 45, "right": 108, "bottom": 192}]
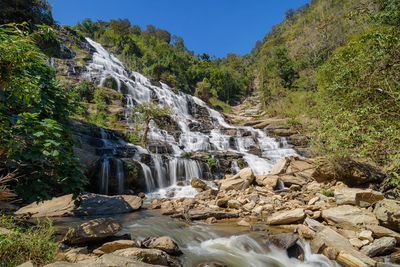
[{"left": 0, "top": 169, "right": 17, "bottom": 202}]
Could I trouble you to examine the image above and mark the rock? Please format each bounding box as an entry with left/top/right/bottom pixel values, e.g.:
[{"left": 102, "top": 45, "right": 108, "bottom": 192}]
[
  {"left": 374, "top": 199, "right": 400, "bottom": 232},
  {"left": 336, "top": 251, "right": 370, "bottom": 267},
  {"left": 267, "top": 208, "right": 305, "bottom": 225},
  {"left": 227, "top": 200, "right": 241, "bottom": 209},
  {"left": 63, "top": 218, "right": 122, "bottom": 245},
  {"left": 334, "top": 188, "right": 365, "bottom": 205},
  {"left": 289, "top": 159, "right": 315, "bottom": 179},
  {"left": 365, "top": 225, "right": 400, "bottom": 242},
  {"left": 161, "top": 201, "right": 175, "bottom": 215},
  {"left": 94, "top": 240, "right": 137, "bottom": 254},
  {"left": 355, "top": 190, "right": 384, "bottom": 207},
  {"left": 390, "top": 251, "right": 400, "bottom": 264},
  {"left": 15, "top": 193, "right": 142, "bottom": 217},
  {"left": 252, "top": 206, "right": 264, "bottom": 214},
  {"left": 63, "top": 247, "right": 95, "bottom": 262},
  {"left": 279, "top": 175, "right": 307, "bottom": 186},
  {"left": 311, "top": 158, "right": 385, "bottom": 186},
  {"left": 360, "top": 237, "right": 396, "bottom": 257},
  {"left": 113, "top": 247, "right": 169, "bottom": 266},
  {"left": 242, "top": 201, "right": 256, "bottom": 211},
  {"left": 173, "top": 209, "right": 239, "bottom": 220},
  {"left": 142, "top": 236, "right": 182, "bottom": 255},
  {"left": 16, "top": 261, "right": 35, "bottom": 267},
  {"left": 305, "top": 218, "right": 376, "bottom": 266},
  {"left": 206, "top": 217, "right": 217, "bottom": 224},
  {"left": 196, "top": 262, "right": 228, "bottom": 267},
  {"left": 237, "top": 219, "right": 250, "bottom": 227},
  {"left": 219, "top": 168, "right": 254, "bottom": 191},
  {"left": 349, "top": 238, "right": 364, "bottom": 249},
  {"left": 216, "top": 198, "right": 228, "bottom": 208},
  {"left": 269, "top": 233, "right": 299, "bottom": 250},
  {"left": 255, "top": 175, "right": 279, "bottom": 190},
  {"left": 322, "top": 205, "right": 379, "bottom": 230},
  {"left": 269, "top": 158, "right": 289, "bottom": 175},
  {"left": 191, "top": 178, "right": 210, "bottom": 191},
  {"left": 308, "top": 196, "right": 319, "bottom": 206},
  {"left": 359, "top": 230, "right": 374, "bottom": 242}
]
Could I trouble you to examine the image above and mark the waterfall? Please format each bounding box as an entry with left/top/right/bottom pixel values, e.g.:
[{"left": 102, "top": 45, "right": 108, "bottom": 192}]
[
  {"left": 116, "top": 159, "right": 124, "bottom": 194},
  {"left": 99, "top": 157, "right": 109, "bottom": 195},
  {"left": 139, "top": 162, "right": 155, "bottom": 192},
  {"left": 83, "top": 38, "right": 299, "bottom": 197},
  {"left": 231, "top": 160, "right": 241, "bottom": 174}
]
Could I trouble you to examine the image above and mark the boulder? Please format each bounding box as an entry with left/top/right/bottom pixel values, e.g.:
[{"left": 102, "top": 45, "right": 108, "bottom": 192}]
[
  {"left": 359, "top": 230, "right": 373, "bottom": 242},
  {"left": 305, "top": 218, "right": 376, "bottom": 266},
  {"left": 366, "top": 224, "right": 400, "bottom": 242},
  {"left": 289, "top": 158, "right": 316, "bottom": 179},
  {"left": 268, "top": 233, "right": 299, "bottom": 250},
  {"left": 322, "top": 205, "right": 379, "bottom": 230},
  {"left": 374, "top": 199, "right": 400, "bottom": 232},
  {"left": 355, "top": 190, "right": 384, "bottom": 207},
  {"left": 81, "top": 253, "right": 165, "bottom": 267},
  {"left": 255, "top": 175, "right": 279, "bottom": 190},
  {"left": 160, "top": 201, "right": 175, "bottom": 215},
  {"left": 196, "top": 262, "right": 228, "bottom": 267},
  {"left": 216, "top": 198, "right": 228, "bottom": 208},
  {"left": 15, "top": 193, "right": 142, "bottom": 217},
  {"left": 311, "top": 158, "right": 385, "bottom": 186},
  {"left": 334, "top": 188, "right": 365, "bottom": 205},
  {"left": 191, "top": 178, "right": 210, "bottom": 191},
  {"left": 279, "top": 175, "right": 307, "bottom": 186},
  {"left": 269, "top": 158, "right": 289, "bottom": 175},
  {"left": 94, "top": 240, "right": 137, "bottom": 254},
  {"left": 142, "top": 236, "right": 182, "bottom": 255},
  {"left": 227, "top": 200, "right": 241, "bottom": 209},
  {"left": 360, "top": 237, "right": 396, "bottom": 257},
  {"left": 63, "top": 218, "right": 122, "bottom": 245},
  {"left": 266, "top": 208, "right": 305, "bottom": 225},
  {"left": 173, "top": 209, "right": 238, "bottom": 220},
  {"left": 113, "top": 247, "right": 169, "bottom": 266},
  {"left": 219, "top": 168, "right": 254, "bottom": 191}
]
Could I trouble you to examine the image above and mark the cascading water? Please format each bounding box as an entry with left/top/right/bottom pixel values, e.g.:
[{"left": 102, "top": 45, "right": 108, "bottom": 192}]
[
  {"left": 116, "top": 159, "right": 125, "bottom": 194},
  {"left": 99, "top": 157, "right": 109, "bottom": 195},
  {"left": 83, "top": 38, "right": 298, "bottom": 197}
]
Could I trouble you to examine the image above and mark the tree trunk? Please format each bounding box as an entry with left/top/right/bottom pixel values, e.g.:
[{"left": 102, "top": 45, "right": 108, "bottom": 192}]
[{"left": 142, "top": 119, "right": 150, "bottom": 148}]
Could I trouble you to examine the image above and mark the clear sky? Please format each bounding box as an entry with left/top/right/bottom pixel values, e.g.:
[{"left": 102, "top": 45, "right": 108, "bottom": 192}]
[{"left": 49, "top": 0, "right": 310, "bottom": 58}]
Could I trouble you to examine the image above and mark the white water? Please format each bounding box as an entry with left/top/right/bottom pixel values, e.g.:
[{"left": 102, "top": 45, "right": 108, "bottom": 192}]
[
  {"left": 83, "top": 38, "right": 297, "bottom": 197},
  {"left": 116, "top": 159, "right": 124, "bottom": 194},
  {"left": 99, "top": 157, "right": 109, "bottom": 195}
]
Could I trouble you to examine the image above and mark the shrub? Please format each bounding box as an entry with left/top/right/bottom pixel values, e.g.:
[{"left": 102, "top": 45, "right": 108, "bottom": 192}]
[
  {"left": 0, "top": 216, "right": 57, "bottom": 267},
  {"left": 181, "top": 152, "right": 192, "bottom": 158},
  {"left": 207, "top": 158, "right": 217, "bottom": 169}
]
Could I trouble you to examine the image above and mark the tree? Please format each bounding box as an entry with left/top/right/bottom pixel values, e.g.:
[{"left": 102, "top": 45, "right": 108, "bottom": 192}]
[
  {"left": 110, "top": 18, "right": 131, "bottom": 35},
  {"left": 194, "top": 78, "right": 212, "bottom": 103},
  {"left": 131, "top": 101, "right": 172, "bottom": 147},
  {"left": 0, "top": 24, "right": 87, "bottom": 202}
]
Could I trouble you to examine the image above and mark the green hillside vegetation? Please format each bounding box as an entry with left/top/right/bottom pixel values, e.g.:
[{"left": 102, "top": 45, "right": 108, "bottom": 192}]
[
  {"left": 73, "top": 19, "right": 250, "bottom": 109},
  {"left": 249, "top": 0, "right": 400, "bottom": 182}
]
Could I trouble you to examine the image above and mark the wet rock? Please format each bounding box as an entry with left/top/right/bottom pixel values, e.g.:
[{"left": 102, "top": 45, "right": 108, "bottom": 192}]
[
  {"left": 237, "top": 219, "right": 251, "bottom": 227},
  {"left": 266, "top": 208, "right": 305, "bottom": 225},
  {"left": 322, "top": 205, "right": 379, "bottom": 230},
  {"left": 63, "top": 218, "right": 122, "bottom": 245},
  {"left": 268, "top": 233, "right": 299, "bottom": 250},
  {"left": 196, "top": 261, "right": 228, "bottom": 267},
  {"left": 305, "top": 218, "right": 376, "bottom": 266},
  {"left": 15, "top": 193, "right": 142, "bottom": 217},
  {"left": 360, "top": 237, "right": 396, "bottom": 257},
  {"left": 113, "top": 247, "right": 170, "bottom": 265},
  {"left": 374, "top": 199, "right": 400, "bottom": 232},
  {"left": 390, "top": 251, "right": 400, "bottom": 264},
  {"left": 178, "top": 209, "right": 239, "bottom": 220},
  {"left": 142, "top": 236, "right": 182, "bottom": 255},
  {"left": 206, "top": 217, "right": 217, "bottom": 224},
  {"left": 94, "top": 240, "right": 137, "bottom": 254},
  {"left": 191, "top": 178, "right": 210, "bottom": 191},
  {"left": 161, "top": 201, "right": 175, "bottom": 215}
]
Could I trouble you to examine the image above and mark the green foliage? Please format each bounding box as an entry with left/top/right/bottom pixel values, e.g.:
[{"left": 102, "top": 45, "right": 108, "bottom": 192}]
[
  {"left": 322, "top": 189, "right": 334, "bottom": 197},
  {"left": 237, "top": 159, "right": 247, "bottom": 169},
  {"left": 0, "top": 216, "right": 57, "bottom": 267},
  {"left": 0, "top": 0, "right": 54, "bottom": 29},
  {"left": 181, "top": 152, "right": 192, "bottom": 158},
  {"left": 131, "top": 101, "right": 172, "bottom": 147},
  {"left": 125, "top": 162, "right": 139, "bottom": 178},
  {"left": 314, "top": 25, "right": 400, "bottom": 170},
  {"left": 0, "top": 24, "right": 87, "bottom": 202},
  {"left": 207, "top": 158, "right": 217, "bottom": 169}
]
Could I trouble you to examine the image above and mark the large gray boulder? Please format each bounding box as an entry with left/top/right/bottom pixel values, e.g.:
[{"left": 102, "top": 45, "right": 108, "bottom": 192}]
[
  {"left": 15, "top": 193, "right": 143, "bottom": 217},
  {"left": 374, "top": 199, "right": 400, "bottom": 232}
]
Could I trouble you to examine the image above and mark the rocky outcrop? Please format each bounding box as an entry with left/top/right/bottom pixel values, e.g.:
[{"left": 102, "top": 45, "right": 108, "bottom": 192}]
[
  {"left": 63, "top": 218, "right": 122, "bottom": 245},
  {"left": 374, "top": 199, "right": 400, "bottom": 232},
  {"left": 15, "top": 193, "right": 142, "bottom": 217},
  {"left": 142, "top": 236, "right": 182, "bottom": 255}
]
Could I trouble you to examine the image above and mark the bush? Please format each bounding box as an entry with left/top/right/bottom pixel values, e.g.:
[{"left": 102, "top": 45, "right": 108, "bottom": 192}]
[
  {"left": 181, "top": 152, "right": 192, "bottom": 158},
  {"left": 0, "top": 216, "right": 57, "bottom": 267},
  {"left": 207, "top": 158, "right": 217, "bottom": 169}
]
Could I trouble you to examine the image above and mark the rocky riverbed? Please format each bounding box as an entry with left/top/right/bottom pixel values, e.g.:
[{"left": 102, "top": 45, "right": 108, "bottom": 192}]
[{"left": 13, "top": 156, "right": 400, "bottom": 267}]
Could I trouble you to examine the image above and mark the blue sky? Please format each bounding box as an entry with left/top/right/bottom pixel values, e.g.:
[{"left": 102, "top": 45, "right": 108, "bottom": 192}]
[{"left": 49, "top": 0, "right": 310, "bottom": 58}]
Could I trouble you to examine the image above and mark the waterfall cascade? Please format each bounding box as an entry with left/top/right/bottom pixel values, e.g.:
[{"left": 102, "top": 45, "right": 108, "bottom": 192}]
[{"left": 83, "top": 38, "right": 297, "bottom": 197}]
